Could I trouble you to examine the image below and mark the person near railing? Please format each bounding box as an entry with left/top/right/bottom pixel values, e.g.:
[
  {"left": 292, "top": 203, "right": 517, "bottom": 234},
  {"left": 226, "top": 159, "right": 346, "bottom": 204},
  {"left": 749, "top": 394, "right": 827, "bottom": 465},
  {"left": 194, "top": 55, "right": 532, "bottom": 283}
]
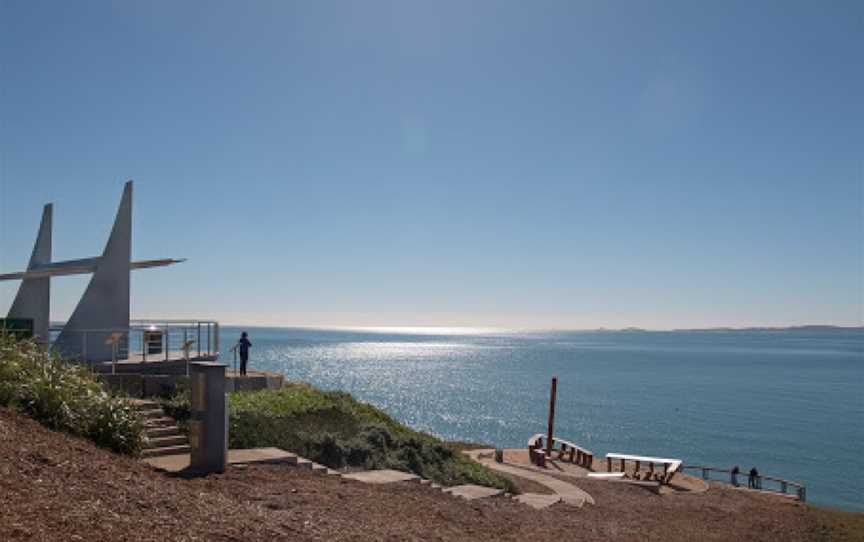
[
  {"left": 731, "top": 465, "right": 740, "bottom": 487},
  {"left": 748, "top": 467, "right": 760, "bottom": 489},
  {"left": 233, "top": 331, "right": 252, "bottom": 376}
]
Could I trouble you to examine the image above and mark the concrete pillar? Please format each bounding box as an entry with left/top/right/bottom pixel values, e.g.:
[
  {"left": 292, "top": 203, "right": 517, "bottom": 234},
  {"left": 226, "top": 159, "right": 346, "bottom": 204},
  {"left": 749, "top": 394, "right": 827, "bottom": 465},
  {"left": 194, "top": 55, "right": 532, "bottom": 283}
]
[{"left": 189, "top": 362, "right": 228, "bottom": 473}]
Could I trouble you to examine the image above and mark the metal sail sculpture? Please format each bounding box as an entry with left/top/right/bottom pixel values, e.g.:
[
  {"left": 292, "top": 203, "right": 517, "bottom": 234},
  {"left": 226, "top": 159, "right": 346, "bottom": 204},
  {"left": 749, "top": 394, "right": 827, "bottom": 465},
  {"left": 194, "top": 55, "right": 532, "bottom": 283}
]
[
  {"left": 1, "top": 181, "right": 184, "bottom": 361},
  {"left": 7, "top": 204, "right": 52, "bottom": 343}
]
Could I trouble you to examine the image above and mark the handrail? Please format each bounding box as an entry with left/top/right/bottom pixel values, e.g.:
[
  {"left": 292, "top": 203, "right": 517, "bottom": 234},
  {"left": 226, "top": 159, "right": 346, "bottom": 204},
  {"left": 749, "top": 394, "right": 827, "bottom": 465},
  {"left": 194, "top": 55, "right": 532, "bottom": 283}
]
[
  {"left": 47, "top": 319, "right": 219, "bottom": 366},
  {"left": 681, "top": 465, "right": 806, "bottom": 501}
]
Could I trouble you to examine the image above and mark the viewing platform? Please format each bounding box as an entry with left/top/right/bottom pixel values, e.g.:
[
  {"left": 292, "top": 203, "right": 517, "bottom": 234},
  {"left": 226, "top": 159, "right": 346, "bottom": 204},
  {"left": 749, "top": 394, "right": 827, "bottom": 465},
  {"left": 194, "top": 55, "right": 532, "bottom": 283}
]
[{"left": 49, "top": 319, "right": 220, "bottom": 370}]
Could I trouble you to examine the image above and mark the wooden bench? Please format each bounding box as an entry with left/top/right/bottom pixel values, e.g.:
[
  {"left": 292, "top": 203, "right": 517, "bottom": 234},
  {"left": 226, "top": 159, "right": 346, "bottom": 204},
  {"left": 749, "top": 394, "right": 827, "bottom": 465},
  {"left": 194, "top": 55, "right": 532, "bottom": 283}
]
[
  {"left": 587, "top": 472, "right": 625, "bottom": 479},
  {"left": 605, "top": 453, "right": 682, "bottom": 485}
]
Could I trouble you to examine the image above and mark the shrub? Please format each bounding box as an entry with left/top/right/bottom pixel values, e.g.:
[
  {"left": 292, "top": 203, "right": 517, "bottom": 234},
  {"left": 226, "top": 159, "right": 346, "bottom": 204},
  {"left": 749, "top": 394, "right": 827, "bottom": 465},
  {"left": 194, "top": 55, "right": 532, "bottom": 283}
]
[
  {"left": 164, "top": 383, "right": 516, "bottom": 492},
  {"left": 0, "top": 333, "right": 146, "bottom": 454},
  {"left": 158, "top": 388, "right": 191, "bottom": 433}
]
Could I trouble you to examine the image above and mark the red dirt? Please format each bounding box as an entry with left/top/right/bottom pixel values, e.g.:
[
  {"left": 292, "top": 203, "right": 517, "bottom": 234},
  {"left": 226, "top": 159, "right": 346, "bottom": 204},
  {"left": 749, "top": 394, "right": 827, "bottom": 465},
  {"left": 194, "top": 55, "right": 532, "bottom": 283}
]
[{"left": 0, "top": 408, "right": 860, "bottom": 541}]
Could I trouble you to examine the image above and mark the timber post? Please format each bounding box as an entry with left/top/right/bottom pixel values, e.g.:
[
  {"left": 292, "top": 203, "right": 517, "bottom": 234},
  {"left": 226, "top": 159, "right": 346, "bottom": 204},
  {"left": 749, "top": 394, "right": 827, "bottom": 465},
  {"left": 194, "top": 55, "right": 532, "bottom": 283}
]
[{"left": 545, "top": 376, "right": 557, "bottom": 456}]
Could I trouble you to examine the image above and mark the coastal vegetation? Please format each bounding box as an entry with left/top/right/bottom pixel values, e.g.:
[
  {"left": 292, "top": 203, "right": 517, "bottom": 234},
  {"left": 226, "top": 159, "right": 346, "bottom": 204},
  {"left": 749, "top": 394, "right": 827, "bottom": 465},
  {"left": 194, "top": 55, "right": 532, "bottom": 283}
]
[
  {"left": 0, "top": 333, "right": 145, "bottom": 454},
  {"left": 161, "top": 383, "right": 516, "bottom": 492}
]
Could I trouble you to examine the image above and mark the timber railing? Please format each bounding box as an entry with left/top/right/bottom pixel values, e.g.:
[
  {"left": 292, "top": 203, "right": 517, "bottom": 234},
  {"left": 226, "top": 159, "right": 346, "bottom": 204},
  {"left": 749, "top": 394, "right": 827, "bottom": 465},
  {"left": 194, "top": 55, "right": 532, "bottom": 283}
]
[
  {"left": 681, "top": 465, "right": 806, "bottom": 502},
  {"left": 528, "top": 433, "right": 594, "bottom": 469}
]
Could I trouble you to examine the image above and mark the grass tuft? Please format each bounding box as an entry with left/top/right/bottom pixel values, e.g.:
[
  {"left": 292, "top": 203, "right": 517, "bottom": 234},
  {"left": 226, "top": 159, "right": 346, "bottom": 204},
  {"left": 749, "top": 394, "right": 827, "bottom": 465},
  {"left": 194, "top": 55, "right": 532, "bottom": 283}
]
[{"left": 0, "top": 333, "right": 145, "bottom": 454}]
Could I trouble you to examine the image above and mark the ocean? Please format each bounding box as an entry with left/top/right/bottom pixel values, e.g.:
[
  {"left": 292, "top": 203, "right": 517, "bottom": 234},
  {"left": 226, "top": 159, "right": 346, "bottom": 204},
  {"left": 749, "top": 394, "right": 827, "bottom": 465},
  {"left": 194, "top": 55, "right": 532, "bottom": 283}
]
[{"left": 221, "top": 326, "right": 863, "bottom": 511}]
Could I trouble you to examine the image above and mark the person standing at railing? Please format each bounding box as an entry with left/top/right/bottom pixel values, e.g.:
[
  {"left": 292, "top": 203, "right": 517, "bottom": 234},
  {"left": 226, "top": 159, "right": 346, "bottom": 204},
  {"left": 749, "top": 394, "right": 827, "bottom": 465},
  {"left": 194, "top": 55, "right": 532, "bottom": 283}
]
[
  {"left": 731, "top": 465, "right": 740, "bottom": 487},
  {"left": 748, "top": 467, "right": 760, "bottom": 489},
  {"left": 235, "top": 331, "right": 252, "bottom": 376}
]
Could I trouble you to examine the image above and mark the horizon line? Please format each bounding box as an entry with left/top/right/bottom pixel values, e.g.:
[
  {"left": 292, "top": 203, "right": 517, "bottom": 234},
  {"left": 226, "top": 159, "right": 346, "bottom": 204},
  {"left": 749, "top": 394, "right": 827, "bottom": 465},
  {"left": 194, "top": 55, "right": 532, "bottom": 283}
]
[{"left": 208, "top": 322, "right": 864, "bottom": 333}]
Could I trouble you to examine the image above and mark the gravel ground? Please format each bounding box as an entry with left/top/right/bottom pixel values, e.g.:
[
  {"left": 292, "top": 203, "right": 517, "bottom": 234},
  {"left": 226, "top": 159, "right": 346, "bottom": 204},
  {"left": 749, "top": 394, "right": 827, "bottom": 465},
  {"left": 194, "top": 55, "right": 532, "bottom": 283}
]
[{"left": 1, "top": 408, "right": 859, "bottom": 542}]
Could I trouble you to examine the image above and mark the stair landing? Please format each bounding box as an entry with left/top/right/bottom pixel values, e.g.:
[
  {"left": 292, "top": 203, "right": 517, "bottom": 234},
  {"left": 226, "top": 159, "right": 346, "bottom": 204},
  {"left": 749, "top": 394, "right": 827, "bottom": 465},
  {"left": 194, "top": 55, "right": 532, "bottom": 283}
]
[{"left": 143, "top": 447, "right": 299, "bottom": 472}]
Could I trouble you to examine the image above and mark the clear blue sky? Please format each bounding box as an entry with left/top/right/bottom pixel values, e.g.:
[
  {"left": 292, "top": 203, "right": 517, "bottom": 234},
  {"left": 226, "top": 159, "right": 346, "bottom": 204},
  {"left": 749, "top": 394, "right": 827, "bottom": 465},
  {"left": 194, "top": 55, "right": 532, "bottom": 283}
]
[{"left": 1, "top": 0, "right": 861, "bottom": 329}]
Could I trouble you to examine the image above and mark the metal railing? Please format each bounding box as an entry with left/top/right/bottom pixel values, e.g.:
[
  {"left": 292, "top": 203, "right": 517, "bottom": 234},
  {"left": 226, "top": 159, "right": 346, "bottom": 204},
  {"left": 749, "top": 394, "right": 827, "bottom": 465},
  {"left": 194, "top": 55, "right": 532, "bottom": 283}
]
[
  {"left": 681, "top": 465, "right": 806, "bottom": 502},
  {"left": 49, "top": 319, "right": 220, "bottom": 374}
]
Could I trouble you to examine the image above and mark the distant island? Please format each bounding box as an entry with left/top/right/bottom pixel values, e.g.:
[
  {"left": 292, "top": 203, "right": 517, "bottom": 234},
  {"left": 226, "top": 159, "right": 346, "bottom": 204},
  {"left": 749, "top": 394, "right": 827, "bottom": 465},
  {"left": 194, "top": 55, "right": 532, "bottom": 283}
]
[
  {"left": 669, "top": 325, "right": 864, "bottom": 333},
  {"left": 587, "top": 325, "right": 862, "bottom": 333}
]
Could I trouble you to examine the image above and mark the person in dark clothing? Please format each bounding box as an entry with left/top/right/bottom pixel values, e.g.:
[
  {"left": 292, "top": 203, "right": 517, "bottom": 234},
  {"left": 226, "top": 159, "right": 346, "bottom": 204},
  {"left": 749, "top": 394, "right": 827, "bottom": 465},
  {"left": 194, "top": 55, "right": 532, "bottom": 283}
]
[
  {"left": 748, "top": 467, "right": 759, "bottom": 489},
  {"left": 731, "top": 465, "right": 740, "bottom": 487},
  {"left": 236, "top": 332, "right": 252, "bottom": 376}
]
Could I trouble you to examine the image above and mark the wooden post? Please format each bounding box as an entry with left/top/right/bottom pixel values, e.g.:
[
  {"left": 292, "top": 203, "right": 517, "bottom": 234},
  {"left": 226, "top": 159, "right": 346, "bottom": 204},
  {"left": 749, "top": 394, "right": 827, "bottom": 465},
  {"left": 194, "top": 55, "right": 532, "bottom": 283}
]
[
  {"left": 545, "top": 377, "right": 557, "bottom": 456},
  {"left": 607, "top": 457, "right": 612, "bottom": 472}
]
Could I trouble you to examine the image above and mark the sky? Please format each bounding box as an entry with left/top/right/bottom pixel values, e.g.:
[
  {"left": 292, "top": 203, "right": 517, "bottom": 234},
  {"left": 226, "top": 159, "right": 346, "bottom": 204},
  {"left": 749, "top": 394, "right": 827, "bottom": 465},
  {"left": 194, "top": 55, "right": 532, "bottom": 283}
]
[{"left": 0, "top": 0, "right": 862, "bottom": 330}]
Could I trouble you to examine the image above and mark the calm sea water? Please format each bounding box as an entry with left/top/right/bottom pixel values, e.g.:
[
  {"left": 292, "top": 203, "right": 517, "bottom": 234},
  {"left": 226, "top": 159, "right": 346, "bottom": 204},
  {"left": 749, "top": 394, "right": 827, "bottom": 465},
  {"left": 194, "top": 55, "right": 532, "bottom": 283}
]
[{"left": 222, "top": 326, "right": 863, "bottom": 511}]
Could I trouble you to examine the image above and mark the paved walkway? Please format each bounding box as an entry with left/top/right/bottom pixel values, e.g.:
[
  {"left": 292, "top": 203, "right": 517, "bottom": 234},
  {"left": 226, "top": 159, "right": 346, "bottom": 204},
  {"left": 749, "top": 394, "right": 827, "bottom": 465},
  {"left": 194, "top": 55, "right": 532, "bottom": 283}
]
[
  {"left": 443, "top": 485, "right": 503, "bottom": 500},
  {"left": 464, "top": 449, "right": 595, "bottom": 507},
  {"left": 145, "top": 447, "right": 553, "bottom": 509},
  {"left": 341, "top": 469, "right": 419, "bottom": 484},
  {"left": 145, "top": 447, "right": 312, "bottom": 473}
]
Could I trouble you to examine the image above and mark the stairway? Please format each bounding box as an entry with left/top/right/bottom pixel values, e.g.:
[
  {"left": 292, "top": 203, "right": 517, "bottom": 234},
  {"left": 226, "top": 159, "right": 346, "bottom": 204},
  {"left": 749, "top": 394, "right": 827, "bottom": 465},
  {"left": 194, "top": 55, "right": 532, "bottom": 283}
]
[{"left": 132, "top": 400, "right": 191, "bottom": 458}]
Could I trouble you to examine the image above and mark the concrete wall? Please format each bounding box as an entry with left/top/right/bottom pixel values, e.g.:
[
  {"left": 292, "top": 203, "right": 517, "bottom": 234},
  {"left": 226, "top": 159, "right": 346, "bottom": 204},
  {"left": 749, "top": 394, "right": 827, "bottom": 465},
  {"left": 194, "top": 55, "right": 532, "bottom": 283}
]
[{"left": 99, "top": 371, "right": 284, "bottom": 398}]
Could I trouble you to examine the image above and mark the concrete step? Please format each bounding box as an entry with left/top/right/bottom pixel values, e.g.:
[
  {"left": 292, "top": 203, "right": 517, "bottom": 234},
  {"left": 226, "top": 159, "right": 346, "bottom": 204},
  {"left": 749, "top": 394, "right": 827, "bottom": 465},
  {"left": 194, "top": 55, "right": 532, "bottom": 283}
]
[
  {"left": 141, "top": 445, "right": 191, "bottom": 458},
  {"left": 296, "top": 458, "right": 313, "bottom": 470},
  {"left": 138, "top": 409, "right": 166, "bottom": 419},
  {"left": 145, "top": 435, "right": 188, "bottom": 449},
  {"left": 132, "top": 400, "right": 160, "bottom": 410},
  {"left": 144, "top": 417, "right": 178, "bottom": 427},
  {"left": 310, "top": 463, "right": 328, "bottom": 473},
  {"left": 513, "top": 493, "right": 563, "bottom": 510},
  {"left": 442, "top": 484, "right": 504, "bottom": 501},
  {"left": 341, "top": 470, "right": 420, "bottom": 484},
  {"left": 145, "top": 426, "right": 181, "bottom": 438}
]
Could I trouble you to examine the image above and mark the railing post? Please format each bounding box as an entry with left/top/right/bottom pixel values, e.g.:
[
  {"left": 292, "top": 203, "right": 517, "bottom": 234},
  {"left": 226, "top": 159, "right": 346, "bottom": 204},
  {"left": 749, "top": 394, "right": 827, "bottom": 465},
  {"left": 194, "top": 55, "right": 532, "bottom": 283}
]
[
  {"left": 164, "top": 327, "right": 169, "bottom": 361},
  {"left": 607, "top": 457, "right": 612, "bottom": 472},
  {"left": 197, "top": 323, "right": 201, "bottom": 358},
  {"left": 207, "top": 323, "right": 211, "bottom": 356}
]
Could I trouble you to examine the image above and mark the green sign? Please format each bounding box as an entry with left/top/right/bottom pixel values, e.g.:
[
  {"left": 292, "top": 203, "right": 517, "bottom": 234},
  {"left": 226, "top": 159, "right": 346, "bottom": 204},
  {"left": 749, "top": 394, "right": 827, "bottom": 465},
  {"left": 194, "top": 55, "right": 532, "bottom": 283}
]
[{"left": 0, "top": 318, "right": 34, "bottom": 339}]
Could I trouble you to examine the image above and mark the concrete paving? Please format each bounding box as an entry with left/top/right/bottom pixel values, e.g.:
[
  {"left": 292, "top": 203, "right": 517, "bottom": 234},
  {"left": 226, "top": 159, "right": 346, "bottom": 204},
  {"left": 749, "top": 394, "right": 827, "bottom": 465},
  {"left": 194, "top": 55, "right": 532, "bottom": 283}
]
[
  {"left": 341, "top": 469, "right": 420, "bottom": 484},
  {"left": 513, "top": 493, "right": 563, "bottom": 509},
  {"left": 227, "top": 447, "right": 299, "bottom": 465},
  {"left": 442, "top": 484, "right": 503, "bottom": 500},
  {"left": 144, "top": 447, "right": 298, "bottom": 472},
  {"left": 463, "top": 449, "right": 595, "bottom": 507}
]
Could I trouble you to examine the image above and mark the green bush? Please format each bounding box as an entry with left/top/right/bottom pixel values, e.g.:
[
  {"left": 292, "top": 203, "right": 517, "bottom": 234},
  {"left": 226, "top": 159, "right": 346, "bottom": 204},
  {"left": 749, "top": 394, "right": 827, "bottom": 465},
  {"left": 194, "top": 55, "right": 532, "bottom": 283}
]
[
  {"left": 158, "top": 388, "right": 191, "bottom": 433},
  {"left": 0, "top": 333, "right": 146, "bottom": 454},
  {"left": 164, "top": 383, "right": 516, "bottom": 492}
]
